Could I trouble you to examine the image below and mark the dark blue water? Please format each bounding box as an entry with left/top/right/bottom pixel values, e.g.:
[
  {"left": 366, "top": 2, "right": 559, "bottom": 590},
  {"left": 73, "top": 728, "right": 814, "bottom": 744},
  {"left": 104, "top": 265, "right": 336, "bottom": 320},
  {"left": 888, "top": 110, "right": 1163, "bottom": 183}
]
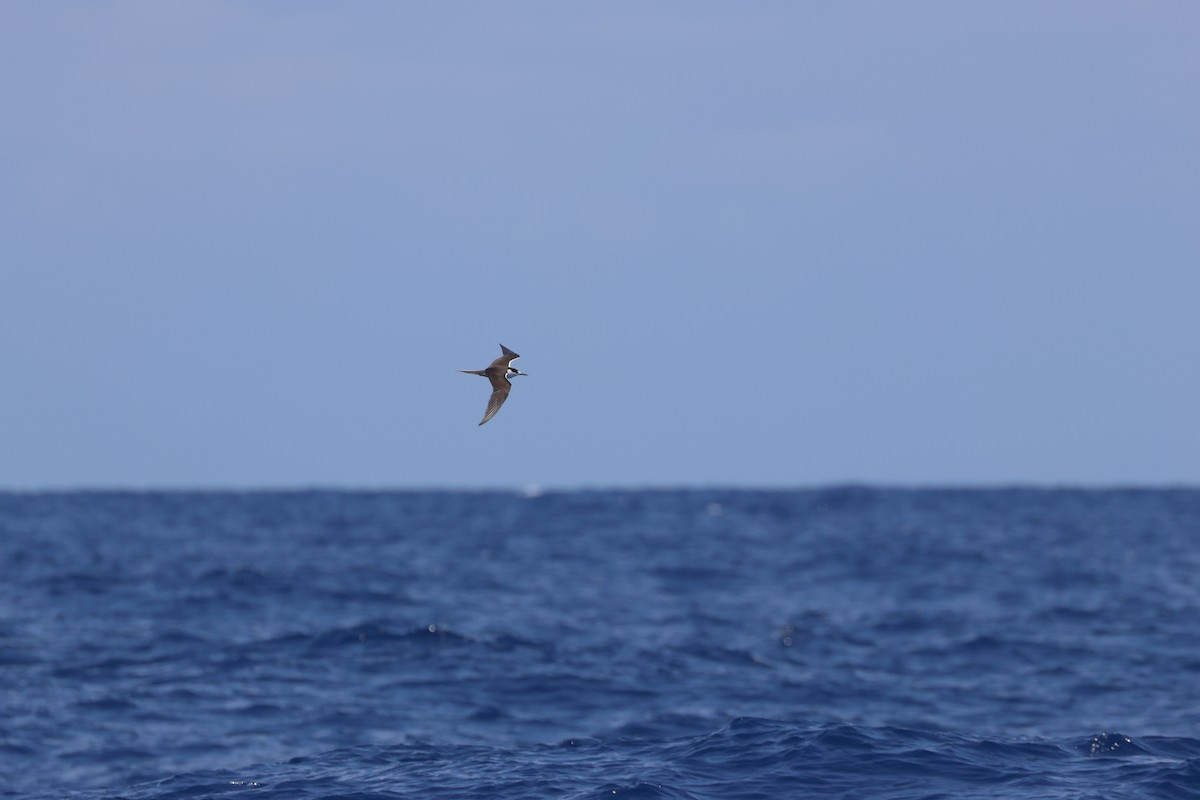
[{"left": 2, "top": 488, "right": 1198, "bottom": 799}]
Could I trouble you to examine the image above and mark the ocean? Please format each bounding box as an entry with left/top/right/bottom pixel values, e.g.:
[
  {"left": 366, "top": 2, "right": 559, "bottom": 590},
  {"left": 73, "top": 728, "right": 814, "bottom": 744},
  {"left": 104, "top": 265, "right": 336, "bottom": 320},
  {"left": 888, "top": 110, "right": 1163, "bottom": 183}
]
[{"left": 1, "top": 488, "right": 1197, "bottom": 799}]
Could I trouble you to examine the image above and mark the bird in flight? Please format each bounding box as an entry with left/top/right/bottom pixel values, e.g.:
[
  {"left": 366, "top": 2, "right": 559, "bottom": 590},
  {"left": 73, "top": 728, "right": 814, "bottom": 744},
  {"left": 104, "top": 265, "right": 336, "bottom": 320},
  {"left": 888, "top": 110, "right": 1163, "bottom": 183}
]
[{"left": 459, "top": 344, "right": 527, "bottom": 426}]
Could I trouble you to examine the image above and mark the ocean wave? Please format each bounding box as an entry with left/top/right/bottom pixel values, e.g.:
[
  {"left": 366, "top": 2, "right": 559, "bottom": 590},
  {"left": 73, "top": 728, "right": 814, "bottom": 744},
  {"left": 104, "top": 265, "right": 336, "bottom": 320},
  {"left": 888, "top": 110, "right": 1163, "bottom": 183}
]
[
  {"left": 46, "top": 719, "right": 1199, "bottom": 800},
  {"left": 4, "top": 489, "right": 1198, "bottom": 798}
]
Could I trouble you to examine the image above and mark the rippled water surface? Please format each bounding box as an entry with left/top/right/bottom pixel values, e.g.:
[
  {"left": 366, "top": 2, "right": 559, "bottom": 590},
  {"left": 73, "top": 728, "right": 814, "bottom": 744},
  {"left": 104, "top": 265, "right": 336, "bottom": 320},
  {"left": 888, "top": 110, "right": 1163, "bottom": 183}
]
[{"left": 1, "top": 489, "right": 1197, "bottom": 798}]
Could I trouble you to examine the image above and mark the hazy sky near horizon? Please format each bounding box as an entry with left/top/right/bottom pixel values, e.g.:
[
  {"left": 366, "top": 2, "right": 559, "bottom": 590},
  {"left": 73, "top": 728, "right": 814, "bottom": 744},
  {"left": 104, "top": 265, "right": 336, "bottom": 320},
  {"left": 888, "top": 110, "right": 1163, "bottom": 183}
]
[{"left": 2, "top": 2, "right": 1197, "bottom": 488}]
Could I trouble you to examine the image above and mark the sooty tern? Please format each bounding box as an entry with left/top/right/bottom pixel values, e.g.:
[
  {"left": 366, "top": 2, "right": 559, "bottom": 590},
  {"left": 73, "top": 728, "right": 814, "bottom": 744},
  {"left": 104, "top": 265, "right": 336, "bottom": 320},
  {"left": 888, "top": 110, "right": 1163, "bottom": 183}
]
[{"left": 459, "top": 344, "right": 527, "bottom": 426}]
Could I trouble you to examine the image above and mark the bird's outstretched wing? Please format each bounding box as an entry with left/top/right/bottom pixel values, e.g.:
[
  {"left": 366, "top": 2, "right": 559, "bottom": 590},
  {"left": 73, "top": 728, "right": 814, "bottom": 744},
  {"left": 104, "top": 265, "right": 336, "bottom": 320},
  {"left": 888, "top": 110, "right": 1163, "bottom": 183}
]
[
  {"left": 479, "top": 386, "right": 511, "bottom": 426},
  {"left": 488, "top": 344, "right": 520, "bottom": 370}
]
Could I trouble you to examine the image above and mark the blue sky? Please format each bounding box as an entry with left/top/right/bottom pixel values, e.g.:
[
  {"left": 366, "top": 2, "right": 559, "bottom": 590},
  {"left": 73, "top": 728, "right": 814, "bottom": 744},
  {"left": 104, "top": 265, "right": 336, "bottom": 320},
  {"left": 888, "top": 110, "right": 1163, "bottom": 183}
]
[{"left": 2, "top": 2, "right": 1197, "bottom": 488}]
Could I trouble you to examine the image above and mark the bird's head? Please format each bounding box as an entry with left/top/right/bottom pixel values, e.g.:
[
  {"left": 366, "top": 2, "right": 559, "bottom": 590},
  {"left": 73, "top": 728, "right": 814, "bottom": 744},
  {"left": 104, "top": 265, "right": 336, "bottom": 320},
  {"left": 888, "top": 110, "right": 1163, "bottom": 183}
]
[{"left": 507, "top": 367, "right": 528, "bottom": 378}]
